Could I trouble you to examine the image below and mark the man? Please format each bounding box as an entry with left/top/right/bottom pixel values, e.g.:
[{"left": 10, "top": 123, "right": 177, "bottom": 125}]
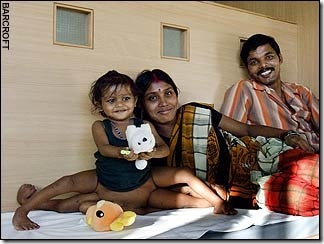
[
  {"left": 219, "top": 34, "right": 319, "bottom": 217},
  {"left": 220, "top": 34, "right": 319, "bottom": 152}
]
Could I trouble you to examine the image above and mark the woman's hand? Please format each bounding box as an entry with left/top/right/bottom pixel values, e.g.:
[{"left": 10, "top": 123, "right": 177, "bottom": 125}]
[{"left": 284, "top": 134, "right": 315, "bottom": 153}]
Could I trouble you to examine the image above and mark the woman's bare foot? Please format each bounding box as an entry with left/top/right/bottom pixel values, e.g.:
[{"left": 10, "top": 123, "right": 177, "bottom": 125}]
[
  {"left": 12, "top": 206, "right": 40, "bottom": 231},
  {"left": 214, "top": 201, "right": 237, "bottom": 215},
  {"left": 17, "top": 184, "right": 37, "bottom": 205}
]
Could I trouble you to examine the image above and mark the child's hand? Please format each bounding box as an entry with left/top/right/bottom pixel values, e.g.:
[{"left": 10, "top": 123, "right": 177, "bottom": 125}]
[
  {"left": 120, "top": 148, "right": 138, "bottom": 161},
  {"left": 138, "top": 148, "right": 156, "bottom": 160},
  {"left": 138, "top": 152, "right": 152, "bottom": 161}
]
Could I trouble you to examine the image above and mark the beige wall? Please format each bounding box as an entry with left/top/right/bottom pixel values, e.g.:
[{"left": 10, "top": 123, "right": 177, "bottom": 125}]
[
  {"left": 1, "top": 1, "right": 298, "bottom": 212},
  {"left": 215, "top": 1, "right": 319, "bottom": 96}
]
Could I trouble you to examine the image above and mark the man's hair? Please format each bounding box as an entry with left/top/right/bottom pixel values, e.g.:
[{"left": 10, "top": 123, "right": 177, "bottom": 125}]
[{"left": 240, "top": 34, "right": 281, "bottom": 67}]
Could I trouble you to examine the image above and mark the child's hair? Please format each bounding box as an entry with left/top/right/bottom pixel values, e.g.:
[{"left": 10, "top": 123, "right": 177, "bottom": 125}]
[{"left": 89, "top": 70, "right": 138, "bottom": 117}]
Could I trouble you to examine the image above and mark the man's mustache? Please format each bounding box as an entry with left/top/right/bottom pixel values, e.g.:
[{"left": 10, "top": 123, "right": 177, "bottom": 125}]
[{"left": 257, "top": 67, "right": 274, "bottom": 76}]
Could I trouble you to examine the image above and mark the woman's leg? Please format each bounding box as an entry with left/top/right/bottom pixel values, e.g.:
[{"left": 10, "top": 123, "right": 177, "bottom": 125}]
[
  {"left": 12, "top": 170, "right": 99, "bottom": 231},
  {"left": 152, "top": 167, "right": 237, "bottom": 215}
]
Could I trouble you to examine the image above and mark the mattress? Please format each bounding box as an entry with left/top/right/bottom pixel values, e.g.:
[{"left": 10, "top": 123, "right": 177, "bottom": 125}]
[{"left": 1, "top": 207, "right": 319, "bottom": 239}]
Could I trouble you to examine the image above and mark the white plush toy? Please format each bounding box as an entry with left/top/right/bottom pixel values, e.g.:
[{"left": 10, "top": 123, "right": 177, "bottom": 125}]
[{"left": 125, "top": 123, "right": 155, "bottom": 170}]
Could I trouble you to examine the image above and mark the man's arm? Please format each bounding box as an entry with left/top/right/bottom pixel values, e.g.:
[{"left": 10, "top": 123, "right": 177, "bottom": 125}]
[
  {"left": 220, "top": 80, "right": 250, "bottom": 122},
  {"left": 305, "top": 89, "right": 319, "bottom": 132}
]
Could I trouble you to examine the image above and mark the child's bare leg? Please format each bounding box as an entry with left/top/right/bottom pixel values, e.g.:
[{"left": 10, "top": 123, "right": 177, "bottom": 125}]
[
  {"left": 169, "top": 183, "right": 203, "bottom": 198},
  {"left": 128, "top": 207, "right": 162, "bottom": 215},
  {"left": 17, "top": 184, "right": 38, "bottom": 205},
  {"left": 17, "top": 184, "right": 82, "bottom": 211},
  {"left": 204, "top": 182, "right": 229, "bottom": 201},
  {"left": 152, "top": 167, "right": 237, "bottom": 215},
  {"left": 77, "top": 195, "right": 102, "bottom": 214},
  {"left": 166, "top": 182, "right": 235, "bottom": 215},
  {"left": 204, "top": 182, "right": 236, "bottom": 214},
  {"left": 54, "top": 192, "right": 100, "bottom": 213},
  {"left": 13, "top": 193, "right": 100, "bottom": 231},
  {"left": 170, "top": 182, "right": 229, "bottom": 201},
  {"left": 148, "top": 188, "right": 212, "bottom": 209},
  {"left": 12, "top": 170, "right": 98, "bottom": 231}
]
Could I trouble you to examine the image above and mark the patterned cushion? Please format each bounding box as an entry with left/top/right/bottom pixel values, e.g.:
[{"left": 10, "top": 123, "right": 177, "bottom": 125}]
[{"left": 257, "top": 148, "right": 319, "bottom": 216}]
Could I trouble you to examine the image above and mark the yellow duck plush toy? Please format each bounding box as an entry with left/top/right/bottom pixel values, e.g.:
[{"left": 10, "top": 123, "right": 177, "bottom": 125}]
[{"left": 86, "top": 200, "right": 136, "bottom": 232}]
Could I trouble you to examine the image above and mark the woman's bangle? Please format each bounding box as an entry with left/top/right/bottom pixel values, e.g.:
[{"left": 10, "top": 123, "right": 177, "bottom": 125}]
[{"left": 280, "top": 130, "right": 300, "bottom": 140}]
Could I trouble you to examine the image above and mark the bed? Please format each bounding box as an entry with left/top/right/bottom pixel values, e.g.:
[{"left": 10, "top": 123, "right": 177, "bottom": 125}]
[{"left": 1, "top": 207, "right": 319, "bottom": 239}]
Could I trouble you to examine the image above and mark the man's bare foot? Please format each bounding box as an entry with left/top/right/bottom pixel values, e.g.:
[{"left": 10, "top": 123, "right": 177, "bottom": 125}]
[
  {"left": 214, "top": 201, "right": 238, "bottom": 215},
  {"left": 17, "top": 184, "right": 37, "bottom": 205},
  {"left": 12, "top": 206, "right": 40, "bottom": 231}
]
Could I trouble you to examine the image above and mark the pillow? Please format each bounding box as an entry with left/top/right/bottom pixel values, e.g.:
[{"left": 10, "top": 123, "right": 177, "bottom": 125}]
[{"left": 256, "top": 148, "right": 319, "bottom": 216}]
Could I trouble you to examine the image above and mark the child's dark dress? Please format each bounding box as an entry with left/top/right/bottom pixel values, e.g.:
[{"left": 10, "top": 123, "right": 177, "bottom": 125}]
[{"left": 94, "top": 118, "right": 152, "bottom": 192}]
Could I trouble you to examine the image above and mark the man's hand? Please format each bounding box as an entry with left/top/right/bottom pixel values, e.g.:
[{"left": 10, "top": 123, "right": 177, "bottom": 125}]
[{"left": 284, "top": 134, "right": 315, "bottom": 153}]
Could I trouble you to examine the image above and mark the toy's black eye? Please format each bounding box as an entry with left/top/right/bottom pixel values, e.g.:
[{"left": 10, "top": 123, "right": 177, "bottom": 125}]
[
  {"left": 137, "top": 142, "right": 141, "bottom": 145},
  {"left": 96, "top": 210, "right": 104, "bottom": 218},
  {"left": 143, "top": 137, "right": 147, "bottom": 142}
]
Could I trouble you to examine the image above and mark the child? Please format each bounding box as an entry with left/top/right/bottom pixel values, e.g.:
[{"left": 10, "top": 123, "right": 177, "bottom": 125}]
[{"left": 12, "top": 70, "right": 236, "bottom": 231}]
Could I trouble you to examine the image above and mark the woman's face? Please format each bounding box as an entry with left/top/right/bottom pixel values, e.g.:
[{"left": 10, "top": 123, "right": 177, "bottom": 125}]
[{"left": 142, "top": 80, "right": 178, "bottom": 124}]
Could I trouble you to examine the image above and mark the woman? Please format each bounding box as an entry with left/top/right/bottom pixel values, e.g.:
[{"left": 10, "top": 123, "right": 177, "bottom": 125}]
[{"left": 134, "top": 69, "right": 319, "bottom": 215}]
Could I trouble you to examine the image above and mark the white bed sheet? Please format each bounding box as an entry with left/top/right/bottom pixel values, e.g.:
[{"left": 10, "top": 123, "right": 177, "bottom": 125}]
[{"left": 1, "top": 207, "right": 319, "bottom": 239}]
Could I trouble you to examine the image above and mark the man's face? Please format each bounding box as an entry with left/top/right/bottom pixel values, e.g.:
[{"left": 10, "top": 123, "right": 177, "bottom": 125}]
[{"left": 246, "top": 43, "right": 282, "bottom": 88}]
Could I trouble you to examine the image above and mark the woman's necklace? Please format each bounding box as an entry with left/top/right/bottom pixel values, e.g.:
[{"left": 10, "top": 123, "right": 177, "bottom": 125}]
[{"left": 111, "top": 121, "right": 125, "bottom": 140}]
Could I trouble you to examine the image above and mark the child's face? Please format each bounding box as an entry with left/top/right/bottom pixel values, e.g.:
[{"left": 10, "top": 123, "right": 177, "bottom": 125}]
[{"left": 100, "top": 84, "right": 137, "bottom": 121}]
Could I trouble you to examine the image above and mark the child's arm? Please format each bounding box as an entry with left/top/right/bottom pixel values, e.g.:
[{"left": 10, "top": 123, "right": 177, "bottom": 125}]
[
  {"left": 92, "top": 120, "right": 138, "bottom": 160},
  {"left": 138, "top": 121, "right": 170, "bottom": 160}
]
